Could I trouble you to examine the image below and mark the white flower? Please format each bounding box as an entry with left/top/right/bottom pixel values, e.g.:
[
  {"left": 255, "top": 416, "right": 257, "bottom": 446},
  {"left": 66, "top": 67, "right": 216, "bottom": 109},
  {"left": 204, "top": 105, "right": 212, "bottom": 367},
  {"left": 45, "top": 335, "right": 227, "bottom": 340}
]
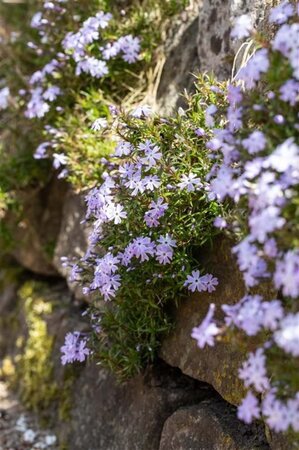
[{"left": 23, "top": 429, "right": 37, "bottom": 443}]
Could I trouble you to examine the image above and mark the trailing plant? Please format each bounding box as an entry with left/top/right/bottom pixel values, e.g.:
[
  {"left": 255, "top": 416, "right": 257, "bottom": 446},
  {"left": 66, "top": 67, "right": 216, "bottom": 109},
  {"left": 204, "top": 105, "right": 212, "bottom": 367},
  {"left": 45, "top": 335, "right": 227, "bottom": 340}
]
[
  {"left": 60, "top": 76, "right": 227, "bottom": 379},
  {"left": 191, "top": 1, "right": 299, "bottom": 438}
]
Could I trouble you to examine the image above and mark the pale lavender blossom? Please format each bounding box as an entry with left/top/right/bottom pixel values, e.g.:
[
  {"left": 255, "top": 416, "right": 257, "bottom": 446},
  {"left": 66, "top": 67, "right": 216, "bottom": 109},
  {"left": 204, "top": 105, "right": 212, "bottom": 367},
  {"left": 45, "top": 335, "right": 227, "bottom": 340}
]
[
  {"left": 237, "top": 391, "right": 260, "bottom": 424},
  {"left": 184, "top": 270, "right": 218, "bottom": 293},
  {"left": 213, "top": 217, "right": 227, "bottom": 229},
  {"left": 43, "top": 85, "right": 61, "bottom": 101},
  {"left": 242, "top": 131, "right": 267, "bottom": 154},
  {"left": 131, "top": 104, "right": 152, "bottom": 118},
  {"left": 269, "top": 1, "right": 294, "bottom": 24},
  {"left": 178, "top": 173, "right": 203, "bottom": 192},
  {"left": 274, "top": 250, "right": 299, "bottom": 298},
  {"left": 105, "top": 203, "right": 127, "bottom": 224},
  {"left": 53, "top": 152, "right": 67, "bottom": 169},
  {"left": 155, "top": 244, "right": 173, "bottom": 264},
  {"left": 61, "top": 332, "right": 90, "bottom": 364},
  {"left": 91, "top": 118, "right": 108, "bottom": 131},
  {"left": 237, "top": 49, "right": 269, "bottom": 89},
  {"left": 205, "top": 104, "right": 217, "bottom": 127},
  {"left": 143, "top": 175, "right": 161, "bottom": 191},
  {"left": 157, "top": 234, "right": 177, "bottom": 248},
  {"left": 274, "top": 313, "right": 299, "bottom": 357},
  {"left": 33, "top": 142, "right": 50, "bottom": 159},
  {"left": 132, "top": 237, "right": 155, "bottom": 262},
  {"left": 279, "top": 79, "right": 299, "bottom": 106},
  {"left": 114, "top": 140, "right": 133, "bottom": 156},
  {"left": 231, "top": 14, "right": 253, "bottom": 39},
  {"left": 191, "top": 303, "right": 220, "bottom": 348},
  {"left": 238, "top": 348, "right": 270, "bottom": 392}
]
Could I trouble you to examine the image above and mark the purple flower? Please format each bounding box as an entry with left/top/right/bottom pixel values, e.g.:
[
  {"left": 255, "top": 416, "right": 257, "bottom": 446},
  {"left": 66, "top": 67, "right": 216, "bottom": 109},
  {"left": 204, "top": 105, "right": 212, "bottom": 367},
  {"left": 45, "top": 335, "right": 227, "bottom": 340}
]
[
  {"left": 132, "top": 237, "right": 155, "bottom": 262},
  {"left": 227, "top": 106, "right": 243, "bottom": 132},
  {"left": 184, "top": 270, "right": 218, "bottom": 293},
  {"left": 237, "top": 391, "right": 260, "bottom": 424},
  {"left": 157, "top": 234, "right": 176, "bottom": 248},
  {"left": 262, "top": 393, "right": 289, "bottom": 432},
  {"left": 231, "top": 14, "right": 253, "bottom": 39},
  {"left": 143, "top": 175, "right": 161, "bottom": 191},
  {"left": 238, "top": 348, "right": 270, "bottom": 392},
  {"left": 269, "top": 1, "right": 294, "bottom": 24},
  {"left": 280, "top": 79, "right": 299, "bottom": 106},
  {"left": 76, "top": 57, "right": 109, "bottom": 78},
  {"left": 91, "top": 118, "right": 108, "bottom": 131},
  {"left": 237, "top": 49, "right": 269, "bottom": 89},
  {"left": 274, "top": 250, "right": 299, "bottom": 298},
  {"left": 131, "top": 104, "right": 152, "bottom": 118},
  {"left": 273, "top": 114, "right": 285, "bottom": 124},
  {"left": 195, "top": 127, "right": 205, "bottom": 137},
  {"left": 227, "top": 84, "right": 243, "bottom": 106},
  {"left": 43, "top": 85, "right": 61, "bottom": 101},
  {"left": 113, "top": 140, "right": 133, "bottom": 156},
  {"left": 34, "top": 142, "right": 50, "bottom": 159},
  {"left": 117, "top": 35, "right": 140, "bottom": 63},
  {"left": 140, "top": 143, "right": 162, "bottom": 168},
  {"left": 205, "top": 104, "right": 217, "bottom": 127},
  {"left": 274, "top": 313, "right": 299, "bottom": 357},
  {"left": 242, "top": 131, "right": 267, "bottom": 154},
  {"left": 213, "top": 217, "right": 227, "bottom": 229},
  {"left": 53, "top": 152, "right": 67, "bottom": 169},
  {"left": 61, "top": 332, "right": 90, "bottom": 365},
  {"left": 155, "top": 244, "right": 173, "bottom": 264},
  {"left": 249, "top": 206, "right": 285, "bottom": 243},
  {"left": 191, "top": 303, "right": 220, "bottom": 348},
  {"left": 178, "top": 173, "right": 203, "bottom": 192}
]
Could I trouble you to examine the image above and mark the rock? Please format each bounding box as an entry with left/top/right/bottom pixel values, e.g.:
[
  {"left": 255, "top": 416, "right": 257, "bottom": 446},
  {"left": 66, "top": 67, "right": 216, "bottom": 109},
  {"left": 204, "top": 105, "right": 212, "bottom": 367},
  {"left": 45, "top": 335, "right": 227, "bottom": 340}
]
[
  {"left": 7, "top": 177, "right": 67, "bottom": 276},
  {"left": 61, "top": 360, "right": 218, "bottom": 450},
  {"left": 159, "top": 400, "right": 269, "bottom": 450},
  {"left": 155, "top": 2, "right": 201, "bottom": 114},
  {"left": 197, "top": 0, "right": 275, "bottom": 79},
  {"left": 160, "top": 238, "right": 249, "bottom": 405},
  {"left": 53, "top": 188, "right": 89, "bottom": 300},
  {"left": 156, "top": 0, "right": 275, "bottom": 113}
]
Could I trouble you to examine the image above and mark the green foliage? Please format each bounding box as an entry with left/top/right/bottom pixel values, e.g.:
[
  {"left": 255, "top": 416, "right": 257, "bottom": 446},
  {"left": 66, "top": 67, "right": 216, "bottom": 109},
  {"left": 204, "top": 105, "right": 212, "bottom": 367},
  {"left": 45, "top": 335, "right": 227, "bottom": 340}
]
[{"left": 82, "top": 76, "right": 227, "bottom": 379}]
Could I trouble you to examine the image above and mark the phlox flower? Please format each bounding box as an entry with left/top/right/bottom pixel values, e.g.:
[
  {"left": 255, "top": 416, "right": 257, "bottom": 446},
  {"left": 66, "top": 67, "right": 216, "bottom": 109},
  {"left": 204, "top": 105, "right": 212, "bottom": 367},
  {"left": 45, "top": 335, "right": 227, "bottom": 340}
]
[
  {"left": 274, "top": 250, "right": 299, "bottom": 298},
  {"left": 61, "top": 332, "right": 90, "bottom": 365},
  {"left": 269, "top": 1, "right": 295, "bottom": 25},
  {"left": 237, "top": 49, "right": 269, "bottom": 89},
  {"left": 238, "top": 348, "right": 270, "bottom": 392},
  {"left": 105, "top": 203, "right": 127, "bottom": 224},
  {"left": 237, "top": 391, "right": 260, "bottom": 424},
  {"left": 242, "top": 131, "right": 267, "bottom": 154},
  {"left": 231, "top": 14, "right": 253, "bottom": 39},
  {"left": 178, "top": 173, "right": 203, "bottom": 192},
  {"left": 191, "top": 303, "right": 220, "bottom": 348},
  {"left": 274, "top": 313, "right": 299, "bottom": 357},
  {"left": 155, "top": 244, "right": 173, "bottom": 264},
  {"left": 91, "top": 118, "right": 108, "bottom": 131},
  {"left": 132, "top": 237, "right": 155, "bottom": 262}
]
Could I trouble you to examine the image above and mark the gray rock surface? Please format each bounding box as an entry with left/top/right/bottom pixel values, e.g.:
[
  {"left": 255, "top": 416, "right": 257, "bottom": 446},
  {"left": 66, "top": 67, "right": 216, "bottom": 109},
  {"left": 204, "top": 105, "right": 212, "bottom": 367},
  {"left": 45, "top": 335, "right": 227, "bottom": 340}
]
[
  {"left": 156, "top": 0, "right": 275, "bottom": 113},
  {"left": 7, "top": 178, "right": 67, "bottom": 276},
  {"left": 62, "top": 360, "right": 217, "bottom": 450},
  {"left": 159, "top": 401, "right": 269, "bottom": 450},
  {"left": 53, "top": 188, "right": 89, "bottom": 300},
  {"left": 160, "top": 238, "right": 248, "bottom": 406}
]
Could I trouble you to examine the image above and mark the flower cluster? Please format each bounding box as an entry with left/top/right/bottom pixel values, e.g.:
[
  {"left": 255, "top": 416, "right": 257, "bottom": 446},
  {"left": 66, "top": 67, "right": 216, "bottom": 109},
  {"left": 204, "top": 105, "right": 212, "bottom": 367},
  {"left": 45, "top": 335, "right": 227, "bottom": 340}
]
[
  {"left": 60, "top": 332, "right": 90, "bottom": 365},
  {"left": 61, "top": 80, "right": 226, "bottom": 378},
  {"left": 192, "top": 2, "right": 299, "bottom": 434}
]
